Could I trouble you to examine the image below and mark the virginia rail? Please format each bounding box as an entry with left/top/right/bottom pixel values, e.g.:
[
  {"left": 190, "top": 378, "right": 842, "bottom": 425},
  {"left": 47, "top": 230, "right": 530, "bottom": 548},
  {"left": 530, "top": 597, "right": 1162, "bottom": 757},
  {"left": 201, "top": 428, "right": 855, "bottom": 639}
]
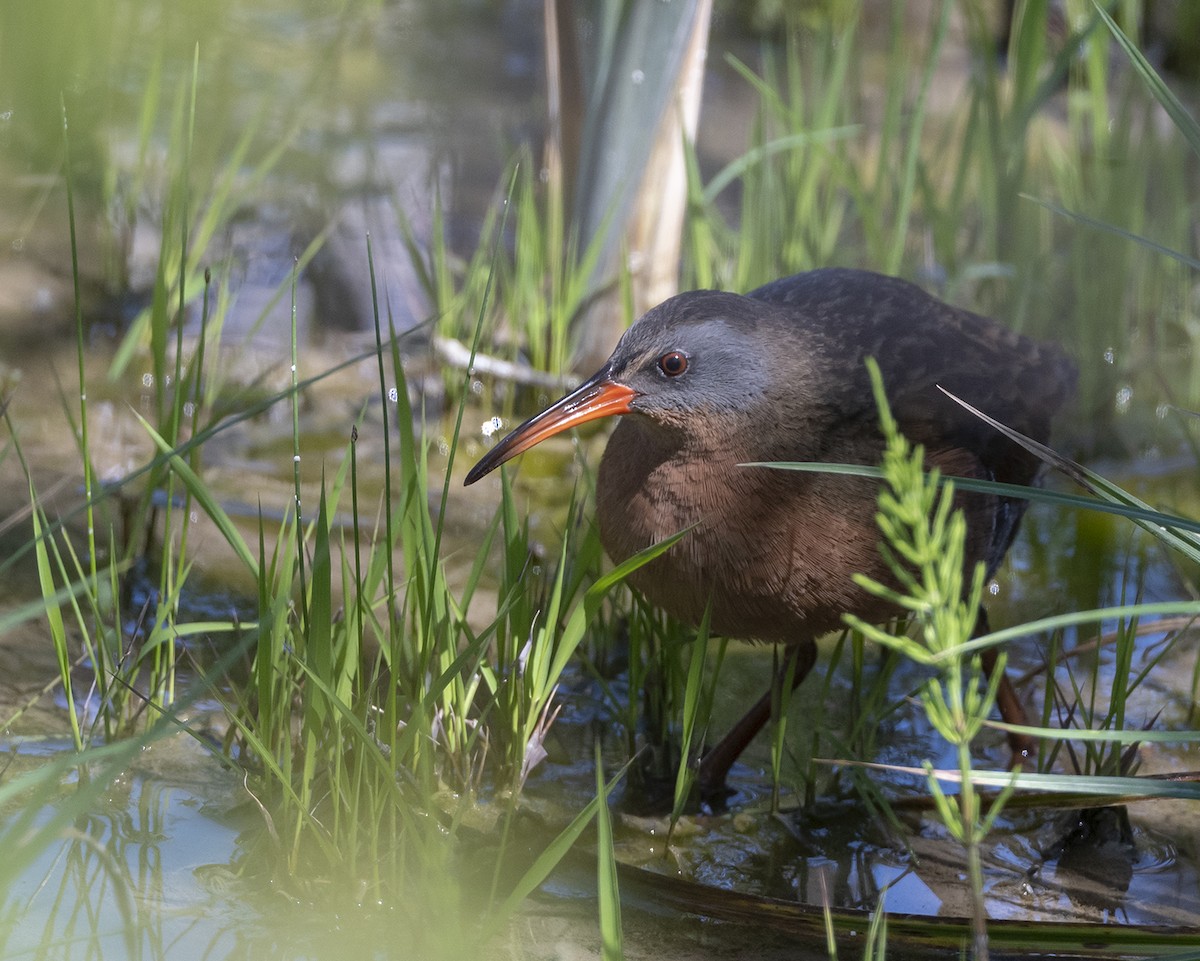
[{"left": 465, "top": 267, "right": 1074, "bottom": 796}]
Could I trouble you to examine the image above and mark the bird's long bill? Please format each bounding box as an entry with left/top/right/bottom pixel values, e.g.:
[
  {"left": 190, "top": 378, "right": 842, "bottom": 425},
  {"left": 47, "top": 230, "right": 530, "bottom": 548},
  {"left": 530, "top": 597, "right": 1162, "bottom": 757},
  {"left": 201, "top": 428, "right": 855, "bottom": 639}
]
[{"left": 463, "top": 372, "right": 636, "bottom": 485}]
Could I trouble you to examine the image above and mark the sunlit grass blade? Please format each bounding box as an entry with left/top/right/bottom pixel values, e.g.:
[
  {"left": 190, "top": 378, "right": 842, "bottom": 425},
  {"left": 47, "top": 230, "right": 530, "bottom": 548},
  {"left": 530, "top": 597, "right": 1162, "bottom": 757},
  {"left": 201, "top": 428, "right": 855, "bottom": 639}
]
[
  {"left": 307, "top": 481, "right": 334, "bottom": 696},
  {"left": 30, "top": 486, "right": 83, "bottom": 751},
  {"left": 882, "top": 0, "right": 950, "bottom": 275},
  {"left": 701, "top": 127, "right": 861, "bottom": 204},
  {"left": 595, "top": 745, "right": 624, "bottom": 961},
  {"left": 484, "top": 759, "right": 629, "bottom": 938},
  {"left": 1093, "top": 0, "right": 1200, "bottom": 158},
  {"left": 60, "top": 96, "right": 99, "bottom": 620},
  {"left": 753, "top": 460, "right": 1200, "bottom": 541},
  {"left": 864, "top": 893, "right": 888, "bottom": 961},
  {"left": 131, "top": 413, "right": 258, "bottom": 577},
  {"left": 1020, "top": 194, "right": 1200, "bottom": 272},
  {"left": 937, "top": 599, "right": 1200, "bottom": 662},
  {"left": 989, "top": 720, "right": 1200, "bottom": 746},
  {"left": 671, "top": 605, "right": 713, "bottom": 821},
  {"left": 550, "top": 527, "right": 693, "bottom": 690},
  {"left": 940, "top": 388, "right": 1200, "bottom": 563},
  {"left": 840, "top": 761, "right": 1200, "bottom": 802}
]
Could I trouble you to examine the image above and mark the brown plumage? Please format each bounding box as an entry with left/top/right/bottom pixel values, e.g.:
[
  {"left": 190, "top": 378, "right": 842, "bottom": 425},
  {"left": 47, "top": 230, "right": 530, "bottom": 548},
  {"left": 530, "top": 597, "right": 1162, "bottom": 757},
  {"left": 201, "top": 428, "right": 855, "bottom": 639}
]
[{"left": 465, "top": 267, "right": 1075, "bottom": 796}]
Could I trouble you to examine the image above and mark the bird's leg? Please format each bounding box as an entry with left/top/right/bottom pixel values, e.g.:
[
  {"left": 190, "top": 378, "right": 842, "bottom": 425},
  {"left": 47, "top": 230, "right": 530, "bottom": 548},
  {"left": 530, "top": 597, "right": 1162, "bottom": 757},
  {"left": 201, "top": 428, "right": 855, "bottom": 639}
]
[
  {"left": 696, "top": 609, "right": 1030, "bottom": 799},
  {"left": 975, "top": 606, "right": 1036, "bottom": 766},
  {"left": 697, "top": 641, "right": 817, "bottom": 800}
]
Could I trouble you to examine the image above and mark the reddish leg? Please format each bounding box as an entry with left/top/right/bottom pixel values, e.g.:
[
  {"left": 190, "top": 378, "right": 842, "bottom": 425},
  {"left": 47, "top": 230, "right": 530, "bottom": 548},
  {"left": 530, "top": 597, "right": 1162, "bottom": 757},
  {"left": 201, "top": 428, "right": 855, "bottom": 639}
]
[
  {"left": 976, "top": 606, "right": 1036, "bottom": 765},
  {"left": 697, "top": 641, "right": 816, "bottom": 797},
  {"left": 697, "top": 607, "right": 1033, "bottom": 798}
]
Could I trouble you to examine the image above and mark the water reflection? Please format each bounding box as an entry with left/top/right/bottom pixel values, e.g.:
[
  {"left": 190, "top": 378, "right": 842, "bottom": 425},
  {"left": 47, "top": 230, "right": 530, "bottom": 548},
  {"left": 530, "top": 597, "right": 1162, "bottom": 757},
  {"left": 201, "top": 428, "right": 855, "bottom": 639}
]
[{"left": 0, "top": 737, "right": 245, "bottom": 960}]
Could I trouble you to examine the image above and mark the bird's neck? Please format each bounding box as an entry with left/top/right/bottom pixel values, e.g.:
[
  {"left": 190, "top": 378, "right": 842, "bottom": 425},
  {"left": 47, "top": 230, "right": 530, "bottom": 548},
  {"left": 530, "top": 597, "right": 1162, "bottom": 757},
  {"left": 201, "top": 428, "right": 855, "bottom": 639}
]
[{"left": 625, "top": 407, "right": 789, "bottom": 461}]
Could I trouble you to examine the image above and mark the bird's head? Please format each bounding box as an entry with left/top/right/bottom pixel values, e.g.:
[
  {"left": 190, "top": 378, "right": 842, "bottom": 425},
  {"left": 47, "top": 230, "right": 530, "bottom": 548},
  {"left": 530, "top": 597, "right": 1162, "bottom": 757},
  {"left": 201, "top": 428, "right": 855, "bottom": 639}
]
[{"left": 463, "top": 291, "right": 793, "bottom": 485}]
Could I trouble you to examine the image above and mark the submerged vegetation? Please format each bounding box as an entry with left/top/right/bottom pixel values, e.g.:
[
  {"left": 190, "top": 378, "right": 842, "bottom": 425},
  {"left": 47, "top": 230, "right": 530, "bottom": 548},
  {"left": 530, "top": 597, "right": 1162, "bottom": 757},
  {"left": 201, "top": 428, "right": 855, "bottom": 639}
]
[{"left": 0, "top": 0, "right": 1198, "bottom": 958}]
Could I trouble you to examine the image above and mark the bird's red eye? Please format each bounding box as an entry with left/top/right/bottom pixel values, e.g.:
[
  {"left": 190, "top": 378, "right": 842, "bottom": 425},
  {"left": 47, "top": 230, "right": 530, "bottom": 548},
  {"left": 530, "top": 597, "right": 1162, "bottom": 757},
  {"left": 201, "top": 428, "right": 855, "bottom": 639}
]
[{"left": 658, "top": 351, "right": 688, "bottom": 376}]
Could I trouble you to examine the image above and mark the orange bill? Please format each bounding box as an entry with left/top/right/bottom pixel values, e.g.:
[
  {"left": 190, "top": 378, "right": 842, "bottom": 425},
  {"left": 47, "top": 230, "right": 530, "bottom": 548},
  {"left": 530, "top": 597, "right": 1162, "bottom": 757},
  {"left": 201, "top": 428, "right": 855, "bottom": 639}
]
[{"left": 464, "top": 373, "right": 636, "bottom": 485}]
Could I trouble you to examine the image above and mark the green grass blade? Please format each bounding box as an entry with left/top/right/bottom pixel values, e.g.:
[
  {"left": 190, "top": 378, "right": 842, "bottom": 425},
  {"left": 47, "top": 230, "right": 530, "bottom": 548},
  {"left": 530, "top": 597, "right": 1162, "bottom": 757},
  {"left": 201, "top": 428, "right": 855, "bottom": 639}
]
[
  {"left": 1093, "top": 0, "right": 1200, "bottom": 158},
  {"left": 548, "top": 527, "right": 694, "bottom": 688},
  {"left": 1021, "top": 193, "right": 1200, "bottom": 271},
  {"left": 595, "top": 745, "right": 624, "bottom": 961},
  {"left": 934, "top": 767, "right": 1200, "bottom": 801},
  {"left": 702, "top": 127, "right": 861, "bottom": 203},
  {"left": 485, "top": 760, "right": 629, "bottom": 934},
  {"left": 990, "top": 721, "right": 1200, "bottom": 745},
  {"left": 132, "top": 412, "right": 258, "bottom": 577},
  {"left": 945, "top": 599, "right": 1200, "bottom": 657},
  {"left": 29, "top": 488, "right": 82, "bottom": 750},
  {"left": 672, "top": 605, "right": 712, "bottom": 820},
  {"left": 753, "top": 461, "right": 1200, "bottom": 541},
  {"left": 308, "top": 480, "right": 334, "bottom": 688}
]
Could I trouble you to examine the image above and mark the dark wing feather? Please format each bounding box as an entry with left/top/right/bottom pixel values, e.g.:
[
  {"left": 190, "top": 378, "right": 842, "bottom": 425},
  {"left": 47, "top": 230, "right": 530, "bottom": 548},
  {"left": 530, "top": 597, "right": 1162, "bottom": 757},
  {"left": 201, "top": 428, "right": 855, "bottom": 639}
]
[
  {"left": 750, "top": 267, "right": 1077, "bottom": 572},
  {"left": 750, "top": 267, "right": 1075, "bottom": 482}
]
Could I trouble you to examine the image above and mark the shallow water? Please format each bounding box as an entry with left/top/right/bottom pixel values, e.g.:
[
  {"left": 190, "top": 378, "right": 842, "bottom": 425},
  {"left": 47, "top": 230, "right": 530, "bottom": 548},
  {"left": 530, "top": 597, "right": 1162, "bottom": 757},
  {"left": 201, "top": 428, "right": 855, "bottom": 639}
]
[{"left": 0, "top": 734, "right": 246, "bottom": 958}]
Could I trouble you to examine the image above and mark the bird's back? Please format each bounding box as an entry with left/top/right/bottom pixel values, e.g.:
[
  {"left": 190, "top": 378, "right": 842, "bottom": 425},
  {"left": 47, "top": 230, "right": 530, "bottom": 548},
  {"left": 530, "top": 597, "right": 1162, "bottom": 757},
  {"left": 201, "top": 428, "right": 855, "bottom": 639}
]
[
  {"left": 749, "top": 269, "right": 1074, "bottom": 451},
  {"left": 748, "top": 267, "right": 1076, "bottom": 574}
]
